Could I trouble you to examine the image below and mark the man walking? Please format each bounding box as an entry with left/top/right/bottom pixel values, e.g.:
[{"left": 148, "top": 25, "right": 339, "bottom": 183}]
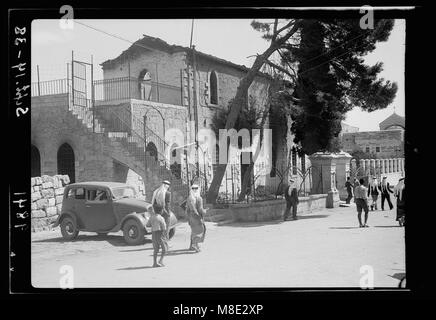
[
  {"left": 345, "top": 176, "right": 354, "bottom": 204},
  {"left": 151, "top": 180, "right": 172, "bottom": 247},
  {"left": 367, "top": 176, "right": 379, "bottom": 211},
  {"left": 354, "top": 178, "right": 370, "bottom": 228},
  {"left": 186, "top": 184, "right": 207, "bottom": 252},
  {"left": 379, "top": 176, "right": 394, "bottom": 211},
  {"left": 283, "top": 178, "right": 299, "bottom": 221}
]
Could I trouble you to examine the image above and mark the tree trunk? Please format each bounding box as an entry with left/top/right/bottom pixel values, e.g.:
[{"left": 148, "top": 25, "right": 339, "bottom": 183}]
[
  {"left": 205, "top": 21, "right": 301, "bottom": 204},
  {"left": 237, "top": 82, "right": 278, "bottom": 201}
]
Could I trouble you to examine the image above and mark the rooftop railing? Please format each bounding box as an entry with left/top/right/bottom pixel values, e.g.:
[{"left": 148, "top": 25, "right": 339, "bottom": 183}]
[{"left": 31, "top": 77, "right": 183, "bottom": 106}]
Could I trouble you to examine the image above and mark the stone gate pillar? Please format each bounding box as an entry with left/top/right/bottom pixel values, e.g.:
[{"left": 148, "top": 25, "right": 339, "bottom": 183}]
[
  {"left": 351, "top": 159, "right": 357, "bottom": 171},
  {"left": 375, "top": 159, "right": 381, "bottom": 175},
  {"left": 359, "top": 159, "right": 365, "bottom": 174},
  {"left": 334, "top": 151, "right": 352, "bottom": 201},
  {"left": 309, "top": 152, "right": 340, "bottom": 208},
  {"left": 370, "top": 159, "right": 375, "bottom": 176},
  {"left": 365, "top": 159, "right": 371, "bottom": 175}
]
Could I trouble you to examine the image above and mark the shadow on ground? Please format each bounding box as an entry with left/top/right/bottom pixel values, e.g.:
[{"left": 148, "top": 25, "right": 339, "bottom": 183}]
[
  {"left": 218, "top": 214, "right": 329, "bottom": 228},
  {"left": 145, "top": 249, "right": 198, "bottom": 257},
  {"left": 33, "top": 234, "right": 153, "bottom": 247},
  {"left": 116, "top": 265, "right": 156, "bottom": 271},
  {"left": 329, "top": 226, "right": 362, "bottom": 230}
]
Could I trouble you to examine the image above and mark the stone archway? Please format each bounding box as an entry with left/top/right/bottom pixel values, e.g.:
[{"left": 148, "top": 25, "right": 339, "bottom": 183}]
[
  {"left": 31, "top": 144, "right": 41, "bottom": 177},
  {"left": 57, "top": 143, "right": 75, "bottom": 183},
  {"left": 146, "top": 142, "right": 158, "bottom": 164},
  {"left": 169, "top": 143, "right": 182, "bottom": 179}
]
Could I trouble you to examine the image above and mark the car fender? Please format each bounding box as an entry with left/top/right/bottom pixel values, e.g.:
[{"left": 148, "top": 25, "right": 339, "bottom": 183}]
[
  {"left": 119, "top": 213, "right": 148, "bottom": 232},
  {"left": 52, "top": 211, "right": 78, "bottom": 228}
]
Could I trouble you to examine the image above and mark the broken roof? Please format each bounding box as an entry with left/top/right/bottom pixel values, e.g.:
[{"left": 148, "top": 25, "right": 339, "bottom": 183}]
[{"left": 100, "top": 34, "right": 271, "bottom": 79}]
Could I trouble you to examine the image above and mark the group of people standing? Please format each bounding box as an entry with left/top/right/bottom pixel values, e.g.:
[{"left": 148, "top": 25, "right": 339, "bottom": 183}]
[
  {"left": 345, "top": 176, "right": 406, "bottom": 228},
  {"left": 148, "top": 180, "right": 207, "bottom": 268}
]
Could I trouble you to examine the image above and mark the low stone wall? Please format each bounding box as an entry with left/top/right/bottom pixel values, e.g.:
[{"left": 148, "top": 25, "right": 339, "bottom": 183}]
[
  {"left": 31, "top": 175, "right": 70, "bottom": 232},
  {"left": 228, "top": 194, "right": 328, "bottom": 223}
]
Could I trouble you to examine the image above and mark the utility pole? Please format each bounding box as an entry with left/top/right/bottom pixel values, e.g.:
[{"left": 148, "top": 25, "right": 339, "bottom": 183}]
[{"left": 192, "top": 46, "right": 200, "bottom": 179}]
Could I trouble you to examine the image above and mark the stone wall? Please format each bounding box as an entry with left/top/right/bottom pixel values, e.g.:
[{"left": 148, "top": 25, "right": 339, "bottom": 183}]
[
  {"left": 341, "top": 129, "right": 404, "bottom": 159},
  {"left": 31, "top": 175, "right": 70, "bottom": 232},
  {"left": 226, "top": 194, "right": 328, "bottom": 223}
]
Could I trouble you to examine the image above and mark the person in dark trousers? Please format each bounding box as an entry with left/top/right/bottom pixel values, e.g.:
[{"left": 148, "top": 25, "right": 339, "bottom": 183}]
[
  {"left": 354, "top": 178, "right": 370, "bottom": 227},
  {"left": 379, "top": 176, "right": 394, "bottom": 211},
  {"left": 149, "top": 207, "right": 167, "bottom": 267},
  {"left": 367, "top": 176, "right": 379, "bottom": 211},
  {"left": 283, "top": 178, "right": 299, "bottom": 221},
  {"left": 151, "top": 180, "right": 172, "bottom": 248},
  {"left": 345, "top": 176, "right": 354, "bottom": 204}
]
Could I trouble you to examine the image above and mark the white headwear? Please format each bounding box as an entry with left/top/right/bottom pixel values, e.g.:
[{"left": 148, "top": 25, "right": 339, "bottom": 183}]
[
  {"left": 151, "top": 184, "right": 167, "bottom": 207},
  {"left": 190, "top": 184, "right": 200, "bottom": 198}
]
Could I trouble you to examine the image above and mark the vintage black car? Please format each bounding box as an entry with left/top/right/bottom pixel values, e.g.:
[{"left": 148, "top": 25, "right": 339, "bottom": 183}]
[{"left": 53, "top": 182, "right": 177, "bottom": 245}]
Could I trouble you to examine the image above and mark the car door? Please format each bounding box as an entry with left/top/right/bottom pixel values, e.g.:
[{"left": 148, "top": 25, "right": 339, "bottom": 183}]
[
  {"left": 72, "top": 187, "right": 86, "bottom": 228},
  {"left": 84, "top": 187, "right": 116, "bottom": 232}
]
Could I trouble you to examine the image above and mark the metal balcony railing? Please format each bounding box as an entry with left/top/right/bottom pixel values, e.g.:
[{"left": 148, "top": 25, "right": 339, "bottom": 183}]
[
  {"left": 31, "top": 77, "right": 183, "bottom": 106},
  {"left": 93, "top": 77, "right": 183, "bottom": 106},
  {"left": 31, "top": 78, "right": 69, "bottom": 97}
]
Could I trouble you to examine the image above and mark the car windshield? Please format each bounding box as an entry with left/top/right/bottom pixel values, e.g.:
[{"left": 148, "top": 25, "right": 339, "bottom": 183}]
[{"left": 111, "top": 187, "right": 136, "bottom": 200}]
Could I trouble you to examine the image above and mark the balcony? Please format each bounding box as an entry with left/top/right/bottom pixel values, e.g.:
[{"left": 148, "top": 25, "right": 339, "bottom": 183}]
[{"left": 31, "top": 77, "right": 183, "bottom": 106}]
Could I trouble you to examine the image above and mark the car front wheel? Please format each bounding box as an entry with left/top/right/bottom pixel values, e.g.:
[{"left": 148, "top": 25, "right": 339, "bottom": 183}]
[
  {"left": 122, "top": 219, "right": 145, "bottom": 245},
  {"left": 60, "top": 216, "right": 79, "bottom": 241}
]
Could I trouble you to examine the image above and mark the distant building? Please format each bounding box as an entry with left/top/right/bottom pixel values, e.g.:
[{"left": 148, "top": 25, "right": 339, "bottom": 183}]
[
  {"left": 341, "top": 112, "right": 405, "bottom": 159},
  {"left": 340, "top": 122, "right": 359, "bottom": 134}
]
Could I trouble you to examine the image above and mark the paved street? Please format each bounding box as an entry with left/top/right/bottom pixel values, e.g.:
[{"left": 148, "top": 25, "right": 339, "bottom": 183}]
[{"left": 31, "top": 205, "right": 405, "bottom": 288}]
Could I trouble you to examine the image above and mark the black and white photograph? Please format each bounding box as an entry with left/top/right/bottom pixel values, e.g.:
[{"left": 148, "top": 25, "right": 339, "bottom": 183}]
[{"left": 8, "top": 4, "right": 428, "bottom": 298}]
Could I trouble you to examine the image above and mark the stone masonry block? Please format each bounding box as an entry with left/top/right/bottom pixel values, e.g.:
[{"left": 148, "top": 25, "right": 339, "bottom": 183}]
[
  {"left": 46, "top": 206, "right": 58, "bottom": 217},
  {"left": 55, "top": 196, "right": 63, "bottom": 205},
  {"left": 42, "top": 182, "right": 53, "bottom": 189},
  {"left": 41, "top": 189, "right": 55, "bottom": 198},
  {"left": 32, "top": 210, "right": 46, "bottom": 218},
  {"left": 55, "top": 187, "right": 65, "bottom": 196},
  {"left": 47, "top": 198, "right": 56, "bottom": 207},
  {"left": 31, "top": 192, "right": 42, "bottom": 201}
]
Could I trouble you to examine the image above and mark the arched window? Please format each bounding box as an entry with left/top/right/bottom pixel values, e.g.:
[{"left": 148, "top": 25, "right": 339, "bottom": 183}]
[
  {"left": 145, "top": 142, "right": 158, "bottom": 162},
  {"left": 210, "top": 71, "right": 218, "bottom": 105},
  {"left": 57, "top": 143, "right": 75, "bottom": 183},
  {"left": 138, "top": 69, "right": 152, "bottom": 101},
  {"left": 169, "top": 143, "right": 181, "bottom": 179},
  {"left": 31, "top": 144, "right": 41, "bottom": 177}
]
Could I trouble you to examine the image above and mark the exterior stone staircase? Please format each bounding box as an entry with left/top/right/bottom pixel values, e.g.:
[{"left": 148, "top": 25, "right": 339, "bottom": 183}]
[{"left": 66, "top": 99, "right": 191, "bottom": 214}]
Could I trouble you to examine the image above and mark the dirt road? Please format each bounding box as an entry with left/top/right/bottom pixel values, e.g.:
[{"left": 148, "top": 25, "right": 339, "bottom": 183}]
[{"left": 31, "top": 205, "right": 405, "bottom": 288}]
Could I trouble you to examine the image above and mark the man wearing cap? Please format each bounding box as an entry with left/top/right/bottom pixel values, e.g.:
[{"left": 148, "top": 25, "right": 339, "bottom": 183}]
[
  {"left": 151, "top": 180, "right": 172, "bottom": 245},
  {"left": 283, "top": 178, "right": 299, "bottom": 221},
  {"left": 186, "top": 184, "right": 207, "bottom": 252}
]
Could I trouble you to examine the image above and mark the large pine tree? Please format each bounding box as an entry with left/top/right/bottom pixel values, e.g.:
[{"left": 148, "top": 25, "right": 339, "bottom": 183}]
[{"left": 285, "top": 19, "right": 398, "bottom": 154}]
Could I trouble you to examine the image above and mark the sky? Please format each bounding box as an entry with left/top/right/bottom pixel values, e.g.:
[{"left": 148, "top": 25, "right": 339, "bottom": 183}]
[{"left": 32, "top": 18, "right": 405, "bottom": 131}]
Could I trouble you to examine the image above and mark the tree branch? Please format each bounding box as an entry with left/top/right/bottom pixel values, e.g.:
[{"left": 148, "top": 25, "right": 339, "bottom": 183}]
[
  {"left": 275, "top": 20, "right": 296, "bottom": 38},
  {"left": 272, "top": 19, "right": 278, "bottom": 41},
  {"left": 264, "top": 58, "right": 296, "bottom": 82}
]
